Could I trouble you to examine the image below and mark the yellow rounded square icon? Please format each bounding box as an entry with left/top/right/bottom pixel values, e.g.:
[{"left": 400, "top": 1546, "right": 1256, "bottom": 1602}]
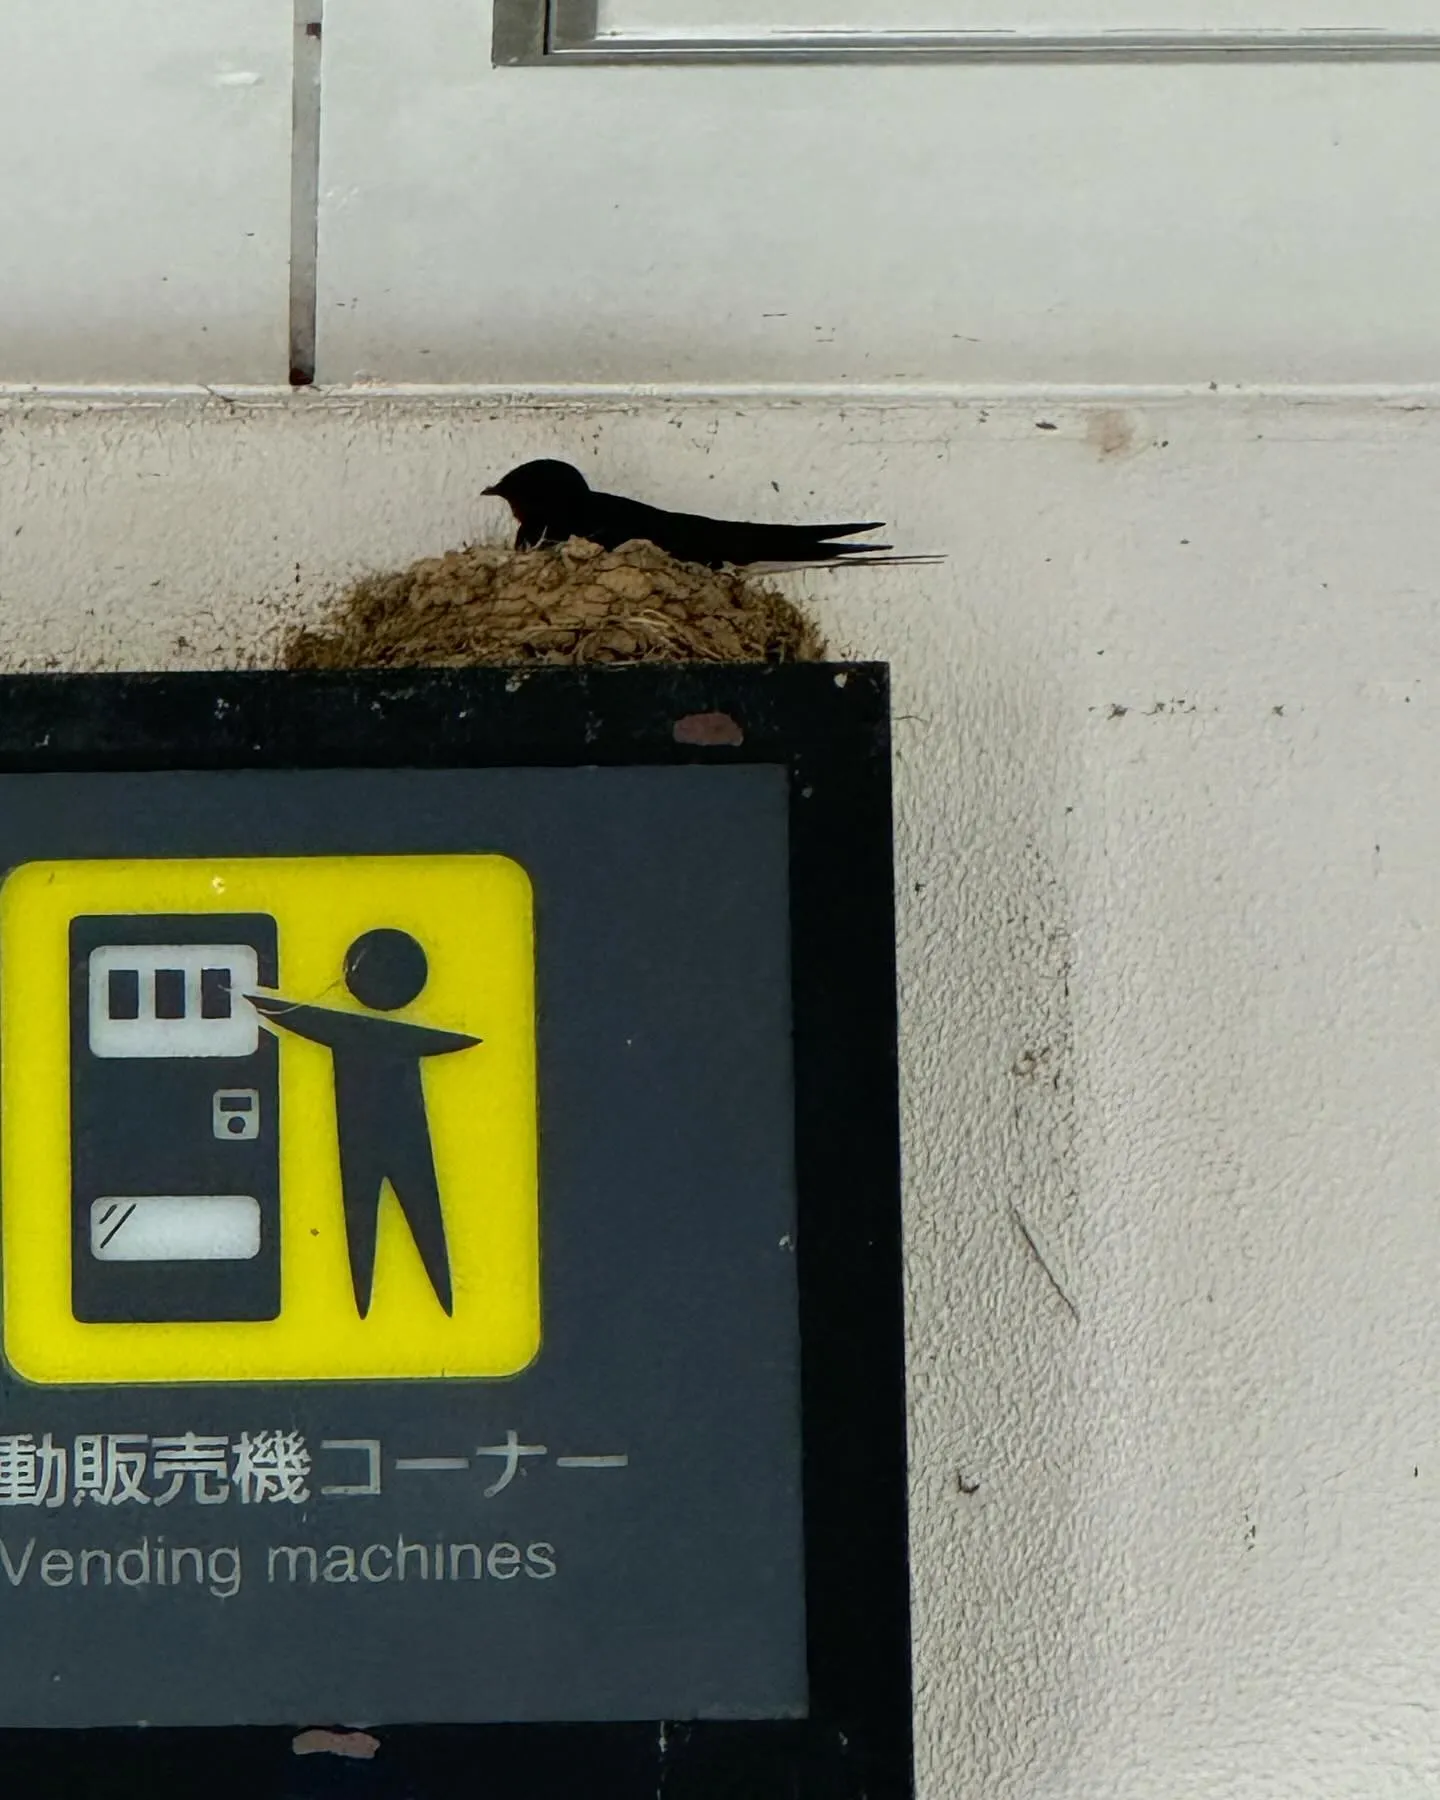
[{"left": 1, "top": 855, "right": 539, "bottom": 1385}]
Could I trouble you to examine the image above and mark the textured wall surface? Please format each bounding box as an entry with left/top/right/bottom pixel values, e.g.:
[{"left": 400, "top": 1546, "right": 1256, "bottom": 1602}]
[{"left": 4, "top": 389, "right": 1438, "bottom": 1797}]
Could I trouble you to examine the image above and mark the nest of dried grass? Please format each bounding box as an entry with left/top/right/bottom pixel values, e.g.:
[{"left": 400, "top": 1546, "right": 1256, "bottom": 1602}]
[{"left": 283, "top": 537, "right": 826, "bottom": 670}]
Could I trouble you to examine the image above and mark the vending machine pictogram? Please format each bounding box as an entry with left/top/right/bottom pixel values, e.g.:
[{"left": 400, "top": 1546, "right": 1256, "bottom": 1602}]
[
  {"left": 71, "top": 915, "right": 282, "bottom": 1324},
  {"left": 3, "top": 853, "right": 539, "bottom": 1385}
]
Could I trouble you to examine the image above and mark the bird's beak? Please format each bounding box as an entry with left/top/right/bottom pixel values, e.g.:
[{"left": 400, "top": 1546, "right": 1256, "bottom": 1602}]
[{"left": 481, "top": 484, "right": 498, "bottom": 496}]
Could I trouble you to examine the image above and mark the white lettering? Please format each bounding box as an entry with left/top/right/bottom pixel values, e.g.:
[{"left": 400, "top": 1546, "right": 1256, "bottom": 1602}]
[
  {"left": 486, "top": 1542, "right": 521, "bottom": 1580},
  {"left": 525, "top": 1542, "right": 557, "bottom": 1578},
  {"left": 448, "top": 1543, "right": 483, "bottom": 1581},
  {"left": 170, "top": 1546, "right": 204, "bottom": 1586},
  {"left": 396, "top": 1537, "right": 428, "bottom": 1580},
  {"left": 80, "top": 1548, "right": 111, "bottom": 1587},
  {"left": 116, "top": 1540, "right": 151, "bottom": 1587},
  {"left": 360, "top": 1544, "right": 392, "bottom": 1582},
  {"left": 0, "top": 1538, "right": 35, "bottom": 1585},
  {"left": 268, "top": 1544, "right": 318, "bottom": 1583},
  {"left": 323, "top": 1544, "right": 359, "bottom": 1584},
  {"left": 207, "top": 1547, "right": 241, "bottom": 1598},
  {"left": 40, "top": 1548, "right": 73, "bottom": 1587}
]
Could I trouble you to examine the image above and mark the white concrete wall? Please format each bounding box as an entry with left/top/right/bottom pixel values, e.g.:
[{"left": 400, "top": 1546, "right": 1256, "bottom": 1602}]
[
  {"left": 4, "top": 389, "right": 1440, "bottom": 1796},
  {"left": 317, "top": 4, "right": 1440, "bottom": 386},
  {"left": 0, "top": 1, "right": 293, "bottom": 385},
  {"left": 5, "top": 1, "right": 1440, "bottom": 1793},
  {"left": 2, "top": 2, "right": 1437, "bottom": 387}
]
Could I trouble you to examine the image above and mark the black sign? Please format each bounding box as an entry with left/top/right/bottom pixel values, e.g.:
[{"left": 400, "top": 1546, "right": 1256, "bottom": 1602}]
[{"left": 0, "top": 666, "right": 909, "bottom": 1800}]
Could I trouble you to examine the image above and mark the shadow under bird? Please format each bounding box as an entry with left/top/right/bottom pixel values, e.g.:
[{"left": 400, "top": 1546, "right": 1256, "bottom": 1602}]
[{"left": 483, "top": 459, "right": 898, "bottom": 569}]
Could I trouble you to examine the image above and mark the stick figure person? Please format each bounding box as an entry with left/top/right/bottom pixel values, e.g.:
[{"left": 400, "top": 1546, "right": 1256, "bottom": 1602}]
[{"left": 249, "top": 929, "right": 479, "bottom": 1318}]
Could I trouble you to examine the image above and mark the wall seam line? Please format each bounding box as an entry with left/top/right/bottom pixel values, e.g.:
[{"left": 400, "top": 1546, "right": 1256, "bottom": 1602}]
[{"left": 288, "top": 0, "right": 324, "bottom": 387}]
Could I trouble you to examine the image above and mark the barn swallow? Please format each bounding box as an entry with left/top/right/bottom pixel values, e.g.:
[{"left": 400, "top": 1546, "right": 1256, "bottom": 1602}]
[{"left": 483, "top": 459, "right": 893, "bottom": 569}]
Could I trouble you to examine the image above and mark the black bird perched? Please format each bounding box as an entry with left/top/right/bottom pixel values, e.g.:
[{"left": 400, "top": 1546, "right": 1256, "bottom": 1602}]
[{"left": 483, "top": 459, "right": 892, "bottom": 569}]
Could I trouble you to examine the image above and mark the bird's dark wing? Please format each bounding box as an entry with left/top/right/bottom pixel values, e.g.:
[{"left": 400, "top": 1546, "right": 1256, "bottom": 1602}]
[
  {"left": 587, "top": 491, "right": 889, "bottom": 568},
  {"left": 703, "top": 517, "right": 892, "bottom": 564},
  {"left": 578, "top": 493, "right": 695, "bottom": 556}
]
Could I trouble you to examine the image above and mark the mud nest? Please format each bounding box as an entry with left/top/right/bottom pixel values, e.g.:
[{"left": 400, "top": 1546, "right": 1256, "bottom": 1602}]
[{"left": 283, "top": 537, "right": 826, "bottom": 670}]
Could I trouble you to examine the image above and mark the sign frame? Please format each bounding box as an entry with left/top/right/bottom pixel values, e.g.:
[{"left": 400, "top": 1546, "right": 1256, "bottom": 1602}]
[
  {"left": 0, "top": 663, "right": 910, "bottom": 1800},
  {"left": 494, "top": 0, "right": 1440, "bottom": 62}
]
